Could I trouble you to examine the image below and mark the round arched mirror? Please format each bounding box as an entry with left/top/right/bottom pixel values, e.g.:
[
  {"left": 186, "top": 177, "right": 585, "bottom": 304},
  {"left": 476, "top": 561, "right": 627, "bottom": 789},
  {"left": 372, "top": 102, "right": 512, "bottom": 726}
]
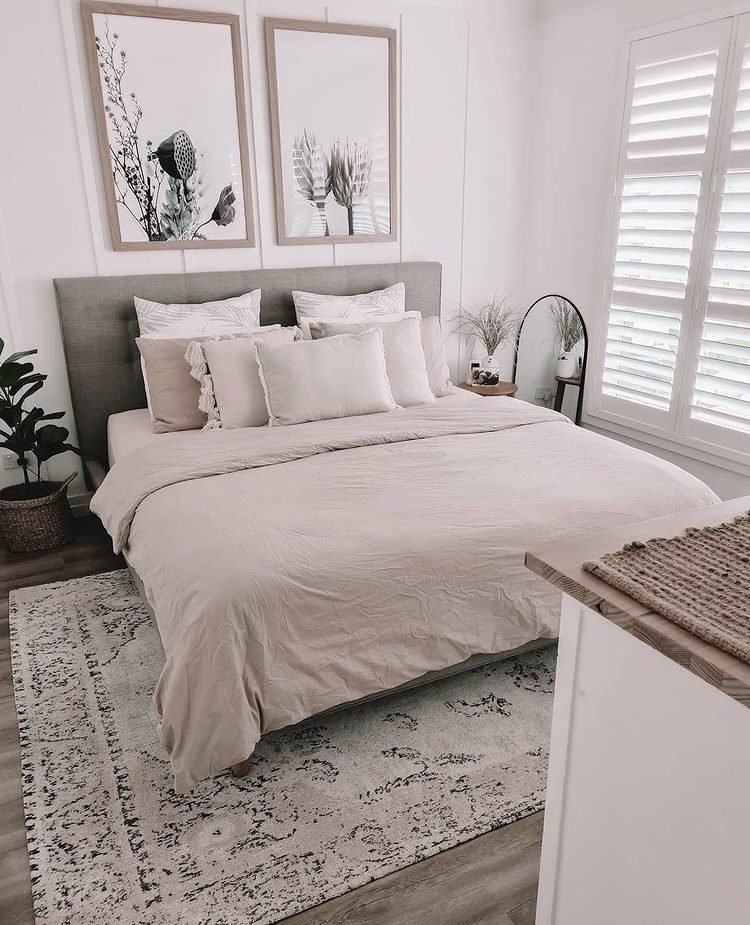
[{"left": 512, "top": 295, "right": 588, "bottom": 424}]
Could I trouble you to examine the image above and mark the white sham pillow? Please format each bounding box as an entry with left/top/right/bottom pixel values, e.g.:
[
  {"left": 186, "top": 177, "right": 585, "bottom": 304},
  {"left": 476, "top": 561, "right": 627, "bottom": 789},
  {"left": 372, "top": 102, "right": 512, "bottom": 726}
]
[
  {"left": 298, "top": 309, "right": 421, "bottom": 340},
  {"left": 419, "top": 316, "right": 453, "bottom": 397},
  {"left": 256, "top": 329, "right": 399, "bottom": 426},
  {"left": 135, "top": 290, "right": 262, "bottom": 337},
  {"left": 292, "top": 282, "right": 405, "bottom": 325},
  {"left": 186, "top": 328, "right": 299, "bottom": 430},
  {"left": 309, "top": 317, "right": 435, "bottom": 407}
]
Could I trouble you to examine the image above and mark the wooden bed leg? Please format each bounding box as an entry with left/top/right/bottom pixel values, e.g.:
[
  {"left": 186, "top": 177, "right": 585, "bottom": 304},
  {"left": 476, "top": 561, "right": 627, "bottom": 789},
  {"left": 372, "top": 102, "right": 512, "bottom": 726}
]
[{"left": 230, "top": 755, "right": 253, "bottom": 778}]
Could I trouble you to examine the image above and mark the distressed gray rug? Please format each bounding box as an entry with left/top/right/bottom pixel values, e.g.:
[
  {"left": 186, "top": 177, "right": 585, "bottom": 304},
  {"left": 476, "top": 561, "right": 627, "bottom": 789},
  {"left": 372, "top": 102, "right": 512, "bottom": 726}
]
[{"left": 9, "top": 570, "right": 555, "bottom": 925}]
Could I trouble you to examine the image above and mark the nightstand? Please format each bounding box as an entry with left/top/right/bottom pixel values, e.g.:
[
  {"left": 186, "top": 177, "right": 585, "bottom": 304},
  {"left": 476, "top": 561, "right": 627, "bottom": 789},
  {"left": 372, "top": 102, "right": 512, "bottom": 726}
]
[
  {"left": 457, "top": 381, "right": 518, "bottom": 397},
  {"left": 552, "top": 375, "right": 580, "bottom": 412}
]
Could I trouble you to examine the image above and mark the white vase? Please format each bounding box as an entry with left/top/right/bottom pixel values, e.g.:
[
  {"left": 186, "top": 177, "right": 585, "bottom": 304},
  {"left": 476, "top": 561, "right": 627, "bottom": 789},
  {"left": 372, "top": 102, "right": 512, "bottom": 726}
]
[
  {"left": 483, "top": 354, "right": 501, "bottom": 371},
  {"left": 556, "top": 353, "right": 576, "bottom": 379}
]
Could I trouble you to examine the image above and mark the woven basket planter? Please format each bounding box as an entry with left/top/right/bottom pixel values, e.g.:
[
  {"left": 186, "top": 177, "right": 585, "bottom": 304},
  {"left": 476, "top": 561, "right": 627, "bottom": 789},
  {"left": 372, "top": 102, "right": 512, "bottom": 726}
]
[{"left": 0, "top": 475, "right": 76, "bottom": 553}]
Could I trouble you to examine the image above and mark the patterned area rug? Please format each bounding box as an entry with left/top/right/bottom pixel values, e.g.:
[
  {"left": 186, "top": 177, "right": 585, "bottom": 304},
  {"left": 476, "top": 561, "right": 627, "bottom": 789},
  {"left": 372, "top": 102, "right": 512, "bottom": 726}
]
[{"left": 9, "top": 570, "right": 555, "bottom": 925}]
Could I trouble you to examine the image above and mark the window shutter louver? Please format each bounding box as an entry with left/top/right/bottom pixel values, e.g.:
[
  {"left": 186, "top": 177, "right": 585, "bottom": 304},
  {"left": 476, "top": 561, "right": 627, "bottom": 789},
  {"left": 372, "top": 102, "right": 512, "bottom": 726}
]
[
  {"left": 598, "top": 22, "right": 731, "bottom": 429},
  {"left": 683, "top": 18, "right": 750, "bottom": 448}
]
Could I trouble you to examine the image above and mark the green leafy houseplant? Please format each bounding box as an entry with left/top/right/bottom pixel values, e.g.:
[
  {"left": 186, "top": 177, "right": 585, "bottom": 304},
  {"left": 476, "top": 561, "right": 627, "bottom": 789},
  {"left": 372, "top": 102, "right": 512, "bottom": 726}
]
[
  {"left": 0, "top": 340, "right": 81, "bottom": 553},
  {"left": 0, "top": 340, "right": 80, "bottom": 499}
]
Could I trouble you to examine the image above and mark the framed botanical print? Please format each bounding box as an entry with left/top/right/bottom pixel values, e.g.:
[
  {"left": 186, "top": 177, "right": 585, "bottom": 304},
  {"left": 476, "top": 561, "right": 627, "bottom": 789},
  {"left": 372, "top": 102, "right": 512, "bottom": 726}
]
[
  {"left": 265, "top": 19, "right": 397, "bottom": 246},
  {"left": 81, "top": 2, "right": 255, "bottom": 250}
]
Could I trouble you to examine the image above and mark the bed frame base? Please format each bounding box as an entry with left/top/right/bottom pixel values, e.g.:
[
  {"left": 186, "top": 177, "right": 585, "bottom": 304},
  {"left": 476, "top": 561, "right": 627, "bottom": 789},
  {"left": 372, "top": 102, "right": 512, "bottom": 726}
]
[{"left": 230, "top": 756, "right": 253, "bottom": 778}]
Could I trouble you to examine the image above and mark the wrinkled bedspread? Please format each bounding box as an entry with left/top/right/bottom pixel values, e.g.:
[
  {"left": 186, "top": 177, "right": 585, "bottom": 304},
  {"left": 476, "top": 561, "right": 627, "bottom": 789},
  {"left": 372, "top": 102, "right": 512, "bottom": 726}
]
[{"left": 91, "top": 400, "right": 718, "bottom": 790}]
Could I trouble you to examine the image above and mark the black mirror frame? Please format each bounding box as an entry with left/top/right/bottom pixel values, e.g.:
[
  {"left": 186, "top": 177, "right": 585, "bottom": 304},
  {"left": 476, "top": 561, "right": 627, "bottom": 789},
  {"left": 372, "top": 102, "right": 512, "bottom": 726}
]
[{"left": 512, "top": 293, "right": 588, "bottom": 426}]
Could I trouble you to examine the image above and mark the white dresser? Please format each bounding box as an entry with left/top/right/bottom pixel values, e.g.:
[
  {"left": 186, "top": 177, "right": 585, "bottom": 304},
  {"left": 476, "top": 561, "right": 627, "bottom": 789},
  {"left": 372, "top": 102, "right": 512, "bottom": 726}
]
[{"left": 526, "top": 498, "right": 750, "bottom": 925}]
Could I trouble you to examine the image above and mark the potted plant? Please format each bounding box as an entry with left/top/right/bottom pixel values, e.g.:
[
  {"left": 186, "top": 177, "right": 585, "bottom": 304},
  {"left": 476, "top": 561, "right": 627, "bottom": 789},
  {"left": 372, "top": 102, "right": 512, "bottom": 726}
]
[
  {"left": 550, "top": 297, "right": 584, "bottom": 379},
  {"left": 456, "top": 295, "right": 517, "bottom": 381},
  {"left": 0, "top": 339, "right": 80, "bottom": 552}
]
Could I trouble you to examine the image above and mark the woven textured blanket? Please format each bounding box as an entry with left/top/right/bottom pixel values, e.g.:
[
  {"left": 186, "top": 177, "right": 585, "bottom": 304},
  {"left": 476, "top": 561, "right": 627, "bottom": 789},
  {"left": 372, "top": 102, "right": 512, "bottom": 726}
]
[{"left": 583, "top": 511, "right": 750, "bottom": 664}]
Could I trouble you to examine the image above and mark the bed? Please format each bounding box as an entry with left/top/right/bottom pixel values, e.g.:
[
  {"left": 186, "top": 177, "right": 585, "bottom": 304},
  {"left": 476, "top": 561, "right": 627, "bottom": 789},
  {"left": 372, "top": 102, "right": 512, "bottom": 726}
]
[{"left": 55, "top": 262, "right": 719, "bottom": 791}]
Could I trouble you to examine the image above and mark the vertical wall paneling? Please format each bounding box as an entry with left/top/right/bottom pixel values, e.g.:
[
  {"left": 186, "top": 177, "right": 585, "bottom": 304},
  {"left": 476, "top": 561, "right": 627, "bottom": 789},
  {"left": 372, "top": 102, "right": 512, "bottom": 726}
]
[
  {"left": 59, "top": 0, "right": 103, "bottom": 279},
  {"left": 0, "top": 207, "right": 22, "bottom": 353},
  {"left": 400, "top": 6, "right": 469, "bottom": 380},
  {"left": 456, "top": 20, "right": 471, "bottom": 382},
  {"left": 461, "top": 0, "right": 534, "bottom": 382}
]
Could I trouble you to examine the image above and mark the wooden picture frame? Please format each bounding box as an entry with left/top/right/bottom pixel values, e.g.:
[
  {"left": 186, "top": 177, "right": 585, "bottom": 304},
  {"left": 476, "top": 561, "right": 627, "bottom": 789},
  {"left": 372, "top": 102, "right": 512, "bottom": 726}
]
[
  {"left": 265, "top": 18, "right": 397, "bottom": 246},
  {"left": 81, "top": 1, "right": 255, "bottom": 250}
]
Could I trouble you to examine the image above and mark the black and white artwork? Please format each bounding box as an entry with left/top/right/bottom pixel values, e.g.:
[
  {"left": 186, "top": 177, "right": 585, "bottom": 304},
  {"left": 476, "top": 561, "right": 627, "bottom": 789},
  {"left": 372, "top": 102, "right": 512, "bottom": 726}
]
[
  {"left": 82, "top": 3, "right": 254, "bottom": 250},
  {"left": 266, "top": 20, "right": 397, "bottom": 246}
]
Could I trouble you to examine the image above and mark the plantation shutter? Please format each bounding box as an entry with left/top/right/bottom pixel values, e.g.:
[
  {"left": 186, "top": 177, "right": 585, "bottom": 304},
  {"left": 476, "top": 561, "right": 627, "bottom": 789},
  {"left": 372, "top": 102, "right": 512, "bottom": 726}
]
[
  {"left": 597, "top": 22, "right": 731, "bottom": 430},
  {"left": 682, "top": 14, "right": 750, "bottom": 450}
]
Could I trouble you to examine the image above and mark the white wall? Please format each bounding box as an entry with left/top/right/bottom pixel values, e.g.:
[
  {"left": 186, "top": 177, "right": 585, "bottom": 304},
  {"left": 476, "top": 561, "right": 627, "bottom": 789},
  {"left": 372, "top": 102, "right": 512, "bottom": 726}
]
[
  {"left": 523, "top": 0, "right": 750, "bottom": 499},
  {"left": 0, "top": 0, "right": 534, "bottom": 503},
  {"left": 5, "top": 0, "right": 742, "bottom": 507}
]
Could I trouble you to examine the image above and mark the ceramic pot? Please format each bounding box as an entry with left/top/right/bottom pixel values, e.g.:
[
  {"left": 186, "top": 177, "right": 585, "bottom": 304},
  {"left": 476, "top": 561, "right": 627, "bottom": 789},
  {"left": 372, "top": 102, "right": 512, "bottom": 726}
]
[{"left": 556, "top": 353, "right": 576, "bottom": 379}]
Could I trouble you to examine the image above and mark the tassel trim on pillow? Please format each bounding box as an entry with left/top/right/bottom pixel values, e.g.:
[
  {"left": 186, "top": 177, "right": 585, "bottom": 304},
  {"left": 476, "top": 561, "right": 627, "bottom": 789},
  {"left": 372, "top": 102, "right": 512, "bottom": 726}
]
[{"left": 185, "top": 340, "right": 222, "bottom": 430}]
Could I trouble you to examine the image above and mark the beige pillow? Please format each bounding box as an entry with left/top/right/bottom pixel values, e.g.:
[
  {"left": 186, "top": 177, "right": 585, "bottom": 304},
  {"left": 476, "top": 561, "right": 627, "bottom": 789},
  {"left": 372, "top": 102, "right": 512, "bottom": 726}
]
[
  {"left": 136, "top": 328, "right": 280, "bottom": 433},
  {"left": 188, "top": 328, "right": 299, "bottom": 429},
  {"left": 256, "top": 329, "right": 399, "bottom": 426},
  {"left": 309, "top": 317, "right": 435, "bottom": 407},
  {"left": 137, "top": 336, "right": 210, "bottom": 433}
]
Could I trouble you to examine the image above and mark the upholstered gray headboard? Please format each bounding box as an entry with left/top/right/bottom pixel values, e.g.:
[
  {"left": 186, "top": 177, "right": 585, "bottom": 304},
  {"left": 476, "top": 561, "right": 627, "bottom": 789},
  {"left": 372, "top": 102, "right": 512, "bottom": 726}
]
[{"left": 54, "top": 261, "right": 442, "bottom": 467}]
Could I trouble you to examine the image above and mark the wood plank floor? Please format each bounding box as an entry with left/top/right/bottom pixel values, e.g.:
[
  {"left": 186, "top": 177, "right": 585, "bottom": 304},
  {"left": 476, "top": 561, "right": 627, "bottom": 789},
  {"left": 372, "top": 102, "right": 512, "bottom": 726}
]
[{"left": 0, "top": 516, "right": 543, "bottom": 925}]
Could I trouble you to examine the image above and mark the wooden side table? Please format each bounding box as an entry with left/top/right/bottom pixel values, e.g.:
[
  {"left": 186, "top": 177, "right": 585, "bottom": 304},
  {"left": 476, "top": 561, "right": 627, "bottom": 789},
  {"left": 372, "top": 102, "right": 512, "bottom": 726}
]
[
  {"left": 553, "top": 375, "right": 580, "bottom": 412},
  {"left": 457, "top": 381, "right": 518, "bottom": 397}
]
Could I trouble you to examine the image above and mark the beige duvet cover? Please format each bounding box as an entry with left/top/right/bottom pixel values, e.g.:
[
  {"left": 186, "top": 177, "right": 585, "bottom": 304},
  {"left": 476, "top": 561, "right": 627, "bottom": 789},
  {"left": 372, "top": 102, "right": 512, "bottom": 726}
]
[{"left": 91, "top": 399, "right": 718, "bottom": 790}]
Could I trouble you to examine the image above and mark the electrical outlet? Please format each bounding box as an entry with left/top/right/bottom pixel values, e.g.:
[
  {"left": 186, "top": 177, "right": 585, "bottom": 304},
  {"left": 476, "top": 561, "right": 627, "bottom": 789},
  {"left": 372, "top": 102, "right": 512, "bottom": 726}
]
[{"left": 2, "top": 453, "right": 27, "bottom": 471}]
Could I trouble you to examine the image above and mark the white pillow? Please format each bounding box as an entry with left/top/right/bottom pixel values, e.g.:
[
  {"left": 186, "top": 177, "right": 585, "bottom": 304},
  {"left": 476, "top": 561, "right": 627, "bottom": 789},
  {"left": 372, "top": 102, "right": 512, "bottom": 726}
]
[
  {"left": 298, "top": 309, "right": 421, "bottom": 341},
  {"left": 186, "top": 328, "right": 299, "bottom": 430},
  {"left": 256, "top": 329, "right": 399, "bottom": 426},
  {"left": 292, "top": 282, "right": 405, "bottom": 325},
  {"left": 135, "top": 290, "right": 262, "bottom": 337},
  {"left": 309, "top": 317, "right": 435, "bottom": 407},
  {"left": 419, "top": 316, "right": 453, "bottom": 397}
]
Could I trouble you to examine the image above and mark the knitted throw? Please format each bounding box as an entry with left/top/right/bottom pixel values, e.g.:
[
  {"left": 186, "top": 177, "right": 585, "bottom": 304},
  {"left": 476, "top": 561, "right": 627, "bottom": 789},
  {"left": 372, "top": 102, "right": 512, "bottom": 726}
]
[{"left": 583, "top": 511, "right": 750, "bottom": 665}]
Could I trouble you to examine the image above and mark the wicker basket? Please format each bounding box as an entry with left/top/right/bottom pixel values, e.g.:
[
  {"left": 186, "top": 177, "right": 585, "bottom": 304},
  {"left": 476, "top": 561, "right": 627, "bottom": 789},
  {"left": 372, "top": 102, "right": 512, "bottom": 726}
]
[{"left": 0, "top": 474, "right": 76, "bottom": 553}]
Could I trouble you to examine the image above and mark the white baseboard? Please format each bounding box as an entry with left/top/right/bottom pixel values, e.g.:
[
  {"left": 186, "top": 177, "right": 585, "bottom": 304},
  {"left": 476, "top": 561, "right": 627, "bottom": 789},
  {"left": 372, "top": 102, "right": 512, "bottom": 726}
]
[{"left": 70, "top": 491, "right": 92, "bottom": 517}]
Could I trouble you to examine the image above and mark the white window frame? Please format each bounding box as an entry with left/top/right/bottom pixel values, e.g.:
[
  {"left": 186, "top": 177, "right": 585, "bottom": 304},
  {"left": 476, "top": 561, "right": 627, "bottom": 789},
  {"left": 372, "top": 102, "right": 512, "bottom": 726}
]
[{"left": 585, "top": 3, "right": 750, "bottom": 477}]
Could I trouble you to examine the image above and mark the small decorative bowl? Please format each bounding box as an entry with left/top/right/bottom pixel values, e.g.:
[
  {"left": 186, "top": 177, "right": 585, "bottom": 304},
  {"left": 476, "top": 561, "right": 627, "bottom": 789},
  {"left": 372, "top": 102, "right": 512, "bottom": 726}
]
[{"left": 472, "top": 367, "right": 500, "bottom": 386}]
